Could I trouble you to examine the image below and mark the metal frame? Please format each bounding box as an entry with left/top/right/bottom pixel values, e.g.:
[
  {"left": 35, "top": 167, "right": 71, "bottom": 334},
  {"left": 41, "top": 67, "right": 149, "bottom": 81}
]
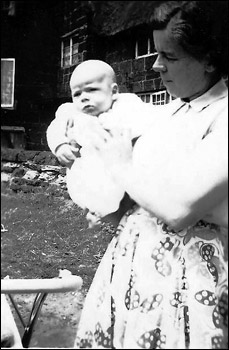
[{"left": 1, "top": 275, "right": 83, "bottom": 348}]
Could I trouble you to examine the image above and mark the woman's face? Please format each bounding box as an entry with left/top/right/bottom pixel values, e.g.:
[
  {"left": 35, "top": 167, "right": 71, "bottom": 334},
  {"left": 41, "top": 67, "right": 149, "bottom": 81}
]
[{"left": 152, "top": 28, "right": 212, "bottom": 101}]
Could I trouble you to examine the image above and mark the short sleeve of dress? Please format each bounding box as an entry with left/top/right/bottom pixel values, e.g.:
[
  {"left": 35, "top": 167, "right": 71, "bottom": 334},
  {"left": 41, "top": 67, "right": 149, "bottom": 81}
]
[{"left": 202, "top": 106, "right": 228, "bottom": 227}]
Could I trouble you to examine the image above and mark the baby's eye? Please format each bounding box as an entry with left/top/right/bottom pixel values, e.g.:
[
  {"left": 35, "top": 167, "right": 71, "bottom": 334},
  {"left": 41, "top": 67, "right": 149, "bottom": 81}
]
[
  {"left": 73, "top": 91, "right": 81, "bottom": 97},
  {"left": 87, "top": 88, "right": 98, "bottom": 92}
]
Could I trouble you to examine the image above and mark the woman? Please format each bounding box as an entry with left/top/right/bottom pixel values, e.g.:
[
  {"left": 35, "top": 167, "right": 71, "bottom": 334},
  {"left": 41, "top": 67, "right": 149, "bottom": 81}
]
[{"left": 74, "top": 1, "right": 228, "bottom": 349}]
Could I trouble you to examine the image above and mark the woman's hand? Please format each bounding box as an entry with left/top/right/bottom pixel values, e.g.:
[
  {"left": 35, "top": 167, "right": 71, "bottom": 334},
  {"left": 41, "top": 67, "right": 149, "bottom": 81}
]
[
  {"left": 68, "top": 113, "right": 110, "bottom": 148},
  {"left": 93, "top": 126, "right": 133, "bottom": 182}
]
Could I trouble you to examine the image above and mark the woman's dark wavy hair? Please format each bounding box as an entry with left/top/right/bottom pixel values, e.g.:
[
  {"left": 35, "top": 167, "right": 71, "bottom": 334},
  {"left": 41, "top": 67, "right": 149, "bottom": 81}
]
[{"left": 150, "top": 1, "right": 228, "bottom": 76}]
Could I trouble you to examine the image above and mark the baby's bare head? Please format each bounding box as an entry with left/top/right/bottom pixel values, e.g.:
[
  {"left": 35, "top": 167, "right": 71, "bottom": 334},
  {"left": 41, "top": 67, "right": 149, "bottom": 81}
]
[{"left": 70, "top": 60, "right": 116, "bottom": 89}]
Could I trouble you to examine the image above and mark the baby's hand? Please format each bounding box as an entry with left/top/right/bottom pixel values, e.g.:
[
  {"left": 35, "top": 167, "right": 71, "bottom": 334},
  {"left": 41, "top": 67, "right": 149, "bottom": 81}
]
[{"left": 55, "top": 143, "right": 80, "bottom": 167}]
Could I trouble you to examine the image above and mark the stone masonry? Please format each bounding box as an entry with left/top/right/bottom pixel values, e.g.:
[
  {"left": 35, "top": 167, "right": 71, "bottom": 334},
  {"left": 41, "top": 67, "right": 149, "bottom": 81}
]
[{"left": 1, "top": 149, "right": 68, "bottom": 196}]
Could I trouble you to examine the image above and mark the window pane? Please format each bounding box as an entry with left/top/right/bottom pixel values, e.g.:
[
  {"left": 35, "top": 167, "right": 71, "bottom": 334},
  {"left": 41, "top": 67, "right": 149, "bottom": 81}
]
[
  {"left": 137, "top": 91, "right": 170, "bottom": 105},
  {"left": 1, "top": 58, "right": 15, "bottom": 108},
  {"left": 149, "top": 37, "right": 156, "bottom": 54},
  {"left": 72, "top": 54, "right": 79, "bottom": 65},
  {"left": 137, "top": 40, "right": 148, "bottom": 56},
  {"left": 63, "top": 46, "right": 70, "bottom": 66},
  {"left": 72, "top": 43, "right": 79, "bottom": 54},
  {"left": 63, "top": 39, "right": 69, "bottom": 49},
  {"left": 63, "top": 56, "right": 70, "bottom": 67},
  {"left": 72, "top": 36, "right": 78, "bottom": 45},
  {"left": 62, "top": 39, "right": 70, "bottom": 67}
]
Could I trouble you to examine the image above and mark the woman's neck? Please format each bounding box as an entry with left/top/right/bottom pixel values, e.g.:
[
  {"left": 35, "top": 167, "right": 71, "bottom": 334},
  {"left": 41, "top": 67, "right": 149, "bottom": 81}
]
[{"left": 183, "top": 74, "right": 221, "bottom": 103}]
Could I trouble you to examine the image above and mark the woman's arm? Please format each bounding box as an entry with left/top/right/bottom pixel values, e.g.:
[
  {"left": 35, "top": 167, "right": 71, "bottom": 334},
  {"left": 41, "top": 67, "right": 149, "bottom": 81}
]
[
  {"left": 131, "top": 124, "right": 227, "bottom": 230},
  {"left": 94, "top": 114, "right": 228, "bottom": 230}
]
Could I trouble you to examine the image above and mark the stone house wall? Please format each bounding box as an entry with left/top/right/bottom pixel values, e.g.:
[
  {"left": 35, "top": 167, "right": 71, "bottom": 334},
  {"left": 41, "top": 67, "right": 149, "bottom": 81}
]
[
  {"left": 57, "top": 2, "right": 89, "bottom": 99},
  {"left": 57, "top": 4, "right": 165, "bottom": 97}
]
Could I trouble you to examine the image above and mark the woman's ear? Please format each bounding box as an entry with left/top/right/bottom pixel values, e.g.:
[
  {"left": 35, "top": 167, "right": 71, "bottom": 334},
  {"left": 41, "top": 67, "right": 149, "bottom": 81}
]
[
  {"left": 205, "top": 64, "right": 216, "bottom": 73},
  {"left": 205, "top": 55, "right": 216, "bottom": 73},
  {"left": 111, "top": 83, "right": 119, "bottom": 101}
]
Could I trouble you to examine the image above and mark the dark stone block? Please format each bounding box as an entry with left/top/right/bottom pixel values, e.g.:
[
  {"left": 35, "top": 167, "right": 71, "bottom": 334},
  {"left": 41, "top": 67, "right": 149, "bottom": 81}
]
[
  {"left": 12, "top": 168, "right": 26, "bottom": 177},
  {"left": 1, "top": 149, "right": 19, "bottom": 162}
]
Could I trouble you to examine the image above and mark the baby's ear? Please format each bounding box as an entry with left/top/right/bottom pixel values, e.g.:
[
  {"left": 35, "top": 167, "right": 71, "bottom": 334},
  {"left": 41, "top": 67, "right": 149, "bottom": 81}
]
[{"left": 112, "top": 83, "right": 119, "bottom": 100}]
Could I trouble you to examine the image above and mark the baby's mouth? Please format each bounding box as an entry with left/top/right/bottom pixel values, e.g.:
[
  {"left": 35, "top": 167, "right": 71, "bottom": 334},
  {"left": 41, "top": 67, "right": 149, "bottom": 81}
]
[{"left": 83, "top": 105, "right": 94, "bottom": 112}]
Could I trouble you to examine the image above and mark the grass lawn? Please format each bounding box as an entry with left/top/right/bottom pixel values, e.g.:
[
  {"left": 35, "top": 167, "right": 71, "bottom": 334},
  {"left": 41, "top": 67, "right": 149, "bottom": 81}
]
[{"left": 1, "top": 183, "right": 115, "bottom": 347}]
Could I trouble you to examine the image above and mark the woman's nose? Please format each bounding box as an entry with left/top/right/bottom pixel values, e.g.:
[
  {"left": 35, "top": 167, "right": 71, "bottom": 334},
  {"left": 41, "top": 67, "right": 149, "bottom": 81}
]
[{"left": 152, "top": 55, "right": 167, "bottom": 72}]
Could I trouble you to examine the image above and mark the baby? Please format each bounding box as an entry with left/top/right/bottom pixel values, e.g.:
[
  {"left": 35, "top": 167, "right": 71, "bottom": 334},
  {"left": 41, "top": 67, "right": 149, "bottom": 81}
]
[{"left": 47, "top": 60, "right": 154, "bottom": 223}]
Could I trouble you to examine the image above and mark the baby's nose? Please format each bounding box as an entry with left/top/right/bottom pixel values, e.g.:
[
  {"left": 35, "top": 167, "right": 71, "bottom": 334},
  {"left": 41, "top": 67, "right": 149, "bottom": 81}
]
[{"left": 81, "top": 92, "right": 89, "bottom": 101}]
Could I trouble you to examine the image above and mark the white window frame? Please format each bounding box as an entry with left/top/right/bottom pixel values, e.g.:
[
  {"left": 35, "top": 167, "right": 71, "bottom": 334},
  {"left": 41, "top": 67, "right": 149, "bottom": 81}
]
[
  {"left": 135, "top": 37, "right": 157, "bottom": 59},
  {"left": 61, "top": 35, "right": 79, "bottom": 68},
  {"left": 137, "top": 90, "right": 173, "bottom": 105},
  {"left": 1, "top": 58, "right": 15, "bottom": 108}
]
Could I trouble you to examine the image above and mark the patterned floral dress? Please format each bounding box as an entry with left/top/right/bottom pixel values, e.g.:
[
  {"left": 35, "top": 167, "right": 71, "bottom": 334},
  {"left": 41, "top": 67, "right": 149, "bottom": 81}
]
[{"left": 74, "top": 206, "right": 228, "bottom": 349}]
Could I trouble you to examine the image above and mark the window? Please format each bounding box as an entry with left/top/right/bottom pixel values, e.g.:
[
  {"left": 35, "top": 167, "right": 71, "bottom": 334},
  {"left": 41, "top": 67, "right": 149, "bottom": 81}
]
[
  {"left": 1, "top": 1, "right": 16, "bottom": 16},
  {"left": 61, "top": 36, "right": 79, "bottom": 68},
  {"left": 1, "top": 58, "right": 15, "bottom": 108},
  {"left": 135, "top": 36, "right": 157, "bottom": 58},
  {"left": 137, "top": 90, "right": 173, "bottom": 105}
]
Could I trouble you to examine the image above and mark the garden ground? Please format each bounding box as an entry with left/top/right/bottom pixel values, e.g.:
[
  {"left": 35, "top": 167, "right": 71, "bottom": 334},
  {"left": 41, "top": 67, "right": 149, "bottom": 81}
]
[{"left": 1, "top": 183, "right": 115, "bottom": 348}]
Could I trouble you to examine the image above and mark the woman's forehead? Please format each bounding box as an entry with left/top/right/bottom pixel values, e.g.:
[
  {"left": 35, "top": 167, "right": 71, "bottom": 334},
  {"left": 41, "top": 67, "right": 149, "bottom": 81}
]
[{"left": 153, "top": 28, "right": 186, "bottom": 56}]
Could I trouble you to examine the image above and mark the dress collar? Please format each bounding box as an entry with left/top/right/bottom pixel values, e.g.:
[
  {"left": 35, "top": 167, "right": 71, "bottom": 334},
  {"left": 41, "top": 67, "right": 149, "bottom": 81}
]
[{"left": 180, "top": 79, "right": 228, "bottom": 112}]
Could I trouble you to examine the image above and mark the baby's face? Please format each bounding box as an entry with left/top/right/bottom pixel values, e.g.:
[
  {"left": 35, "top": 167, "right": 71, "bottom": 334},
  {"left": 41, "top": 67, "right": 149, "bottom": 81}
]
[{"left": 70, "top": 71, "right": 117, "bottom": 116}]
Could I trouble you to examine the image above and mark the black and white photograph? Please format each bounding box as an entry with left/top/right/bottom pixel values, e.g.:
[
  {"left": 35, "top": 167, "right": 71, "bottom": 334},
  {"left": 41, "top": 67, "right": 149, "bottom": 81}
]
[{"left": 1, "top": 1, "right": 228, "bottom": 348}]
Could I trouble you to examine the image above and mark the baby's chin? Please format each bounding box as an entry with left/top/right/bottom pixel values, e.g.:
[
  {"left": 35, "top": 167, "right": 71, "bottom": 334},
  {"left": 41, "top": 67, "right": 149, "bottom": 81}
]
[
  {"left": 89, "top": 111, "right": 100, "bottom": 117},
  {"left": 82, "top": 106, "right": 100, "bottom": 116},
  {"left": 89, "top": 111, "right": 107, "bottom": 118}
]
